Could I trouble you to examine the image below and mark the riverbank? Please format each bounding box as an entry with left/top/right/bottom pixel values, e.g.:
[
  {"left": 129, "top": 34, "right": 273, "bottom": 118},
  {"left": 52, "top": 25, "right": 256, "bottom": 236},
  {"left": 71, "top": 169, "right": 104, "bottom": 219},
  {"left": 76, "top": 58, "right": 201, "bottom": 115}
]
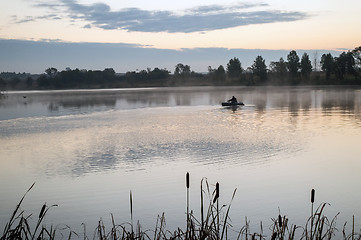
[{"left": 1, "top": 68, "right": 361, "bottom": 92}]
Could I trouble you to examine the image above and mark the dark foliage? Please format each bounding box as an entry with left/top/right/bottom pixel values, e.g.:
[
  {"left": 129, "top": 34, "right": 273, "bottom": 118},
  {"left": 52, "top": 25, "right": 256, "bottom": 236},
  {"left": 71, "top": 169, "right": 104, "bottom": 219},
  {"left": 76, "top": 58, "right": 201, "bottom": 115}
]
[{"left": 2, "top": 46, "right": 361, "bottom": 91}]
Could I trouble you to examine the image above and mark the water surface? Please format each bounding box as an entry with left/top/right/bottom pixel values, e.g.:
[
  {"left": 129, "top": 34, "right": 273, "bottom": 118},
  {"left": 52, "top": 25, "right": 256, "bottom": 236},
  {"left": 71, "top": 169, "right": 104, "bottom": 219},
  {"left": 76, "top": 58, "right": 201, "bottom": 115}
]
[{"left": 1, "top": 86, "right": 361, "bottom": 237}]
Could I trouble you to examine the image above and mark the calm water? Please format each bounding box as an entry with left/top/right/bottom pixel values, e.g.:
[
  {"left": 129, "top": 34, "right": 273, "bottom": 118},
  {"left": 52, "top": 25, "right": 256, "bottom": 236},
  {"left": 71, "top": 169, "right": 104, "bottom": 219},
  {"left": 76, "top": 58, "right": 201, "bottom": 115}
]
[{"left": 1, "top": 86, "right": 361, "bottom": 237}]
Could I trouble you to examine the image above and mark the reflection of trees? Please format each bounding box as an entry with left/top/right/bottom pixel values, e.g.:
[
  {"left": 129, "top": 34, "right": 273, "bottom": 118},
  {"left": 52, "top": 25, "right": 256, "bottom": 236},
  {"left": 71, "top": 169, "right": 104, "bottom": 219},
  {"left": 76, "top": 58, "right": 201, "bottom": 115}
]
[
  {"left": 47, "top": 95, "right": 117, "bottom": 111},
  {"left": 243, "top": 88, "right": 313, "bottom": 114},
  {"left": 255, "top": 97, "right": 267, "bottom": 113},
  {"left": 3, "top": 86, "right": 361, "bottom": 120},
  {"left": 301, "top": 93, "right": 312, "bottom": 112},
  {"left": 286, "top": 90, "right": 313, "bottom": 115},
  {"left": 60, "top": 97, "right": 116, "bottom": 108},
  {"left": 272, "top": 92, "right": 289, "bottom": 109},
  {"left": 48, "top": 102, "right": 59, "bottom": 111},
  {"left": 124, "top": 91, "right": 170, "bottom": 105},
  {"left": 175, "top": 93, "right": 191, "bottom": 106},
  {"left": 288, "top": 93, "right": 300, "bottom": 116},
  {"left": 339, "top": 92, "right": 355, "bottom": 112},
  {"left": 124, "top": 88, "right": 220, "bottom": 107},
  {"left": 321, "top": 90, "right": 355, "bottom": 112}
]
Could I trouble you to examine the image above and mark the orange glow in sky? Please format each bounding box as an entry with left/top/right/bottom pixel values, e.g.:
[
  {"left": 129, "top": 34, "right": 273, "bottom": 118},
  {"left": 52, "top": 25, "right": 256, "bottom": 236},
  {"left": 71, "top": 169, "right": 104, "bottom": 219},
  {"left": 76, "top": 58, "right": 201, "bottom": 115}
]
[{"left": 0, "top": 0, "right": 360, "bottom": 50}]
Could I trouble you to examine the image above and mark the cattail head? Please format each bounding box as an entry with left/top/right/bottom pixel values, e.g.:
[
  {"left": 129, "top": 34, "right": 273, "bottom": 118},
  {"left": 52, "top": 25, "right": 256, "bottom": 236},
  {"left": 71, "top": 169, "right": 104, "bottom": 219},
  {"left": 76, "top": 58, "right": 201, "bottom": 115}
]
[
  {"left": 130, "top": 190, "right": 133, "bottom": 216},
  {"left": 311, "top": 189, "right": 315, "bottom": 203},
  {"left": 186, "top": 172, "right": 189, "bottom": 189},
  {"left": 213, "top": 182, "right": 219, "bottom": 203},
  {"left": 278, "top": 214, "right": 282, "bottom": 228},
  {"left": 39, "top": 203, "right": 46, "bottom": 218}
]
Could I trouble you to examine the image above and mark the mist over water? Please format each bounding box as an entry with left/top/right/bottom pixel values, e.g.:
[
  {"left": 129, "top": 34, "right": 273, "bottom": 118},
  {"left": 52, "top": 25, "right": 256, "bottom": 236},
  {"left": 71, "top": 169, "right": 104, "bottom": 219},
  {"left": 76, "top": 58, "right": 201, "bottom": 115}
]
[{"left": 1, "top": 86, "right": 361, "bottom": 236}]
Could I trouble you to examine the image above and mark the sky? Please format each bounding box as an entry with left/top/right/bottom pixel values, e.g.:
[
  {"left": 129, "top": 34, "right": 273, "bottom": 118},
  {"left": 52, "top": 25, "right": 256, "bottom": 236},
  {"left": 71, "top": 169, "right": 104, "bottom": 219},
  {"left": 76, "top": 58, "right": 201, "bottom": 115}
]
[{"left": 0, "top": 0, "right": 360, "bottom": 73}]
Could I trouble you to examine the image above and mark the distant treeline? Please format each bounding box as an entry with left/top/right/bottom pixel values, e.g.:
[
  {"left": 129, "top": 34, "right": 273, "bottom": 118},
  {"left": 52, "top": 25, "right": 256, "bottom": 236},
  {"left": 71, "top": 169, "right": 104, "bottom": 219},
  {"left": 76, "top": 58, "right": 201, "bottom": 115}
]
[{"left": 1, "top": 46, "right": 360, "bottom": 91}]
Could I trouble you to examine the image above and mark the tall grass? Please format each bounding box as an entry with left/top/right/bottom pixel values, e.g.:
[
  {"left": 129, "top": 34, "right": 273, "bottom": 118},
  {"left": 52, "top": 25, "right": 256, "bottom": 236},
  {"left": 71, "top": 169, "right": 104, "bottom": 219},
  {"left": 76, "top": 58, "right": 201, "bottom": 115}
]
[
  {"left": 1, "top": 175, "right": 360, "bottom": 240},
  {"left": 0, "top": 183, "right": 62, "bottom": 240}
]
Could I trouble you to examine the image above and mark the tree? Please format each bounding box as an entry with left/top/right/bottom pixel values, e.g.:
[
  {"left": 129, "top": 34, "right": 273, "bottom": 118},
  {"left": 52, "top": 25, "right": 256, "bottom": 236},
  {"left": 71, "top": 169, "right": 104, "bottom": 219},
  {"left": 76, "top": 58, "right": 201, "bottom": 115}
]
[
  {"left": 252, "top": 55, "right": 267, "bottom": 82},
  {"left": 174, "top": 63, "right": 191, "bottom": 76},
  {"left": 183, "top": 65, "right": 191, "bottom": 75},
  {"left": 26, "top": 76, "right": 33, "bottom": 88},
  {"left": 352, "top": 46, "right": 361, "bottom": 72},
  {"left": 269, "top": 57, "right": 287, "bottom": 74},
  {"left": 208, "top": 65, "right": 226, "bottom": 83},
  {"left": 45, "top": 67, "right": 58, "bottom": 78},
  {"left": 103, "top": 68, "right": 116, "bottom": 82},
  {"left": 0, "top": 77, "right": 7, "bottom": 90},
  {"left": 334, "top": 51, "right": 355, "bottom": 79},
  {"left": 226, "top": 57, "right": 242, "bottom": 78},
  {"left": 320, "top": 53, "right": 335, "bottom": 79},
  {"left": 103, "top": 68, "right": 115, "bottom": 75},
  {"left": 269, "top": 57, "right": 288, "bottom": 84},
  {"left": 149, "top": 68, "right": 170, "bottom": 79},
  {"left": 287, "top": 50, "right": 300, "bottom": 77},
  {"left": 216, "top": 65, "right": 225, "bottom": 75},
  {"left": 9, "top": 77, "right": 20, "bottom": 89},
  {"left": 175, "top": 63, "right": 183, "bottom": 75},
  {"left": 215, "top": 65, "right": 226, "bottom": 82},
  {"left": 300, "top": 53, "right": 312, "bottom": 78},
  {"left": 313, "top": 51, "right": 319, "bottom": 72}
]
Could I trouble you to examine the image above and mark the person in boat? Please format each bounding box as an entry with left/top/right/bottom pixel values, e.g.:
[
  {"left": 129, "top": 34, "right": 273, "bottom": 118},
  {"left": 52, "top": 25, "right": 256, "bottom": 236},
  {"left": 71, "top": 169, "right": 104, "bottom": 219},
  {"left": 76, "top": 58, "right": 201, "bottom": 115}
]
[{"left": 228, "top": 96, "right": 238, "bottom": 103}]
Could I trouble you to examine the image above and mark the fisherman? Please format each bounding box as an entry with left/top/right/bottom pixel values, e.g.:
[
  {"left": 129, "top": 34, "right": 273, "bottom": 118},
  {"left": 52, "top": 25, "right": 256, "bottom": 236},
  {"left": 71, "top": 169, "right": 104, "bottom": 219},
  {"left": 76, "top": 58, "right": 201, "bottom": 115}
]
[{"left": 228, "top": 96, "right": 237, "bottom": 103}]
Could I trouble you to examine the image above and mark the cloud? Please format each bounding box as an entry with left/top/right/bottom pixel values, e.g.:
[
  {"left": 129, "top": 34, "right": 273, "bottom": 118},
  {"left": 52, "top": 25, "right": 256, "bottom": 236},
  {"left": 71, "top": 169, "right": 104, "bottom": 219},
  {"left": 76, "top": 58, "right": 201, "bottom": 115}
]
[
  {"left": 1, "top": 38, "right": 341, "bottom": 74},
  {"left": 29, "top": 0, "right": 308, "bottom": 33},
  {"left": 12, "top": 13, "right": 63, "bottom": 24}
]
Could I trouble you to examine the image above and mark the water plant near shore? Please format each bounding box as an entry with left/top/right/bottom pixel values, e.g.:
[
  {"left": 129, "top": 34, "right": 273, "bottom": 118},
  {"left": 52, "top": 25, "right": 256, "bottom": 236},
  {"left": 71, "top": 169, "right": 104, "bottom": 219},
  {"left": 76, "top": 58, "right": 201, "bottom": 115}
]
[{"left": 1, "top": 174, "right": 360, "bottom": 240}]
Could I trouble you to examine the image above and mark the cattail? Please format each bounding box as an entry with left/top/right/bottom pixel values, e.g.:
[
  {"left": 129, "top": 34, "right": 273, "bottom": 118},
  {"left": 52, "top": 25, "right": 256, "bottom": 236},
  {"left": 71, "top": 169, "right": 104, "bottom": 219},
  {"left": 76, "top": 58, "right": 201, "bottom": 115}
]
[
  {"left": 311, "top": 188, "right": 315, "bottom": 230},
  {"left": 213, "top": 182, "right": 219, "bottom": 203},
  {"left": 186, "top": 172, "right": 190, "bottom": 239},
  {"left": 39, "top": 203, "right": 46, "bottom": 218},
  {"left": 130, "top": 190, "right": 133, "bottom": 217},
  {"left": 278, "top": 214, "right": 282, "bottom": 228},
  {"left": 130, "top": 190, "right": 133, "bottom": 233},
  {"left": 311, "top": 189, "right": 315, "bottom": 203}
]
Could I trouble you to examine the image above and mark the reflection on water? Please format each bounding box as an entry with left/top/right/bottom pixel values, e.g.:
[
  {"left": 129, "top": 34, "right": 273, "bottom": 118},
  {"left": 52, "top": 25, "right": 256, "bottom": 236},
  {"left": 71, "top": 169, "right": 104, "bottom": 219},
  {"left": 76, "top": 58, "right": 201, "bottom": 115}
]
[
  {"left": 0, "top": 107, "right": 300, "bottom": 178},
  {"left": 1, "top": 87, "right": 360, "bottom": 120},
  {"left": 1, "top": 86, "right": 361, "bottom": 236}
]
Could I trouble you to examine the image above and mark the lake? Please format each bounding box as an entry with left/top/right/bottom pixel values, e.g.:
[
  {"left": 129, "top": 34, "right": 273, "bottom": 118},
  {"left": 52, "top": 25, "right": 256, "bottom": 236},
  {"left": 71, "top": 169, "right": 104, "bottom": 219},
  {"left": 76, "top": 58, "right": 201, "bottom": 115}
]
[{"left": 1, "top": 86, "right": 361, "bottom": 238}]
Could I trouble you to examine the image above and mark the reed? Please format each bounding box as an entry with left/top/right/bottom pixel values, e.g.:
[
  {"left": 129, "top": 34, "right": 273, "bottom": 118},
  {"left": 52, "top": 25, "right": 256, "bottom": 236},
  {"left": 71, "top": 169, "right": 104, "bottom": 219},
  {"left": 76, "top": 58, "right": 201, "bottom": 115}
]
[
  {"left": 1, "top": 179, "right": 360, "bottom": 240},
  {"left": 310, "top": 189, "right": 315, "bottom": 240},
  {"left": 269, "top": 213, "right": 298, "bottom": 240},
  {"left": 303, "top": 203, "right": 339, "bottom": 240},
  {"left": 186, "top": 172, "right": 190, "bottom": 239},
  {"left": 215, "top": 182, "right": 219, "bottom": 239},
  {"left": 130, "top": 190, "right": 133, "bottom": 235}
]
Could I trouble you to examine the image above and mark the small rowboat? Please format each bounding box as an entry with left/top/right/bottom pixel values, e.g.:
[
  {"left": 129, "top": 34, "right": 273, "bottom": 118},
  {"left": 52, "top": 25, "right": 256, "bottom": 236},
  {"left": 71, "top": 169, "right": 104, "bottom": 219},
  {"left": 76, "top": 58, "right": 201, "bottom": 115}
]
[{"left": 221, "top": 102, "right": 244, "bottom": 106}]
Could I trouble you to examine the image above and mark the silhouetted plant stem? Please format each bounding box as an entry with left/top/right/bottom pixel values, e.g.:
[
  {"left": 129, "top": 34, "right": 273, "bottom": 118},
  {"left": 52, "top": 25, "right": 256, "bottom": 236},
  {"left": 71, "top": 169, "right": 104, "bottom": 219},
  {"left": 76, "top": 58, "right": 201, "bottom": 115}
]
[
  {"left": 311, "top": 188, "right": 315, "bottom": 240},
  {"left": 186, "top": 172, "right": 190, "bottom": 239},
  {"left": 200, "top": 178, "right": 204, "bottom": 236},
  {"left": 220, "top": 188, "right": 237, "bottom": 240},
  {"left": 130, "top": 190, "right": 133, "bottom": 235},
  {"left": 214, "top": 182, "right": 219, "bottom": 239}
]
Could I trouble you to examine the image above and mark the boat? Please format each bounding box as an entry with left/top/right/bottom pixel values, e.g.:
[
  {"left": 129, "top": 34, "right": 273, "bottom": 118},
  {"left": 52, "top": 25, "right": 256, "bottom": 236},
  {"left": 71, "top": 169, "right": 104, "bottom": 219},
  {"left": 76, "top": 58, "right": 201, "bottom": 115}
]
[{"left": 221, "top": 102, "right": 244, "bottom": 106}]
